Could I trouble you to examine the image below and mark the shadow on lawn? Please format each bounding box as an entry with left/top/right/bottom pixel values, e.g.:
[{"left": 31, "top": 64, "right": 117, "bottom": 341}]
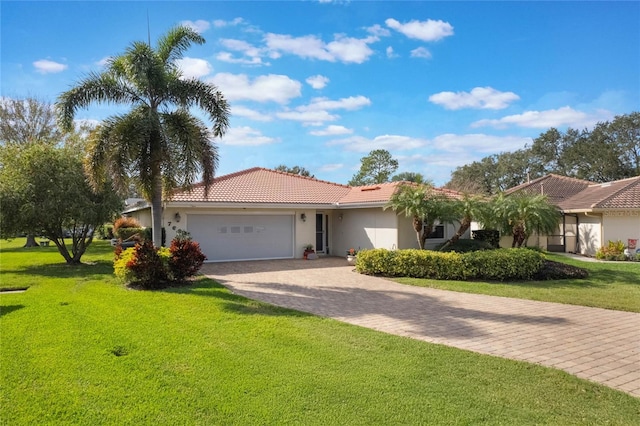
[
  {"left": 9, "top": 260, "right": 114, "bottom": 279},
  {"left": 163, "top": 277, "right": 312, "bottom": 318},
  {"left": 0, "top": 305, "right": 25, "bottom": 318}
]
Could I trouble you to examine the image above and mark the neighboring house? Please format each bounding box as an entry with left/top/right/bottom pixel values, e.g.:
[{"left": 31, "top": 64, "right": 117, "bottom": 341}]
[
  {"left": 124, "top": 167, "right": 465, "bottom": 262},
  {"left": 503, "top": 174, "right": 640, "bottom": 256}
]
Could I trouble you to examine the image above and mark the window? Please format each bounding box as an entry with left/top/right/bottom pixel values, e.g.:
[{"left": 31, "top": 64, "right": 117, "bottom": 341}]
[{"left": 425, "top": 224, "right": 445, "bottom": 239}]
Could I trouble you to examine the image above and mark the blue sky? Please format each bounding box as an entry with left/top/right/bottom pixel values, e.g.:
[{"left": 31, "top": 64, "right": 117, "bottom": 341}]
[{"left": 2, "top": 1, "right": 639, "bottom": 185}]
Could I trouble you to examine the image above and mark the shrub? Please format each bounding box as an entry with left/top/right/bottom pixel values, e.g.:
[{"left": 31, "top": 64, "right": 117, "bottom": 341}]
[
  {"left": 116, "top": 227, "right": 145, "bottom": 241},
  {"left": 169, "top": 233, "right": 207, "bottom": 281},
  {"left": 595, "top": 240, "right": 626, "bottom": 260},
  {"left": 356, "top": 248, "right": 544, "bottom": 281},
  {"left": 122, "top": 241, "right": 170, "bottom": 288},
  {"left": 436, "top": 239, "right": 495, "bottom": 253},
  {"left": 113, "top": 216, "right": 141, "bottom": 234},
  {"left": 96, "top": 224, "right": 114, "bottom": 240},
  {"left": 142, "top": 227, "right": 166, "bottom": 246},
  {"left": 472, "top": 230, "right": 500, "bottom": 248},
  {"left": 114, "top": 247, "right": 136, "bottom": 283}
]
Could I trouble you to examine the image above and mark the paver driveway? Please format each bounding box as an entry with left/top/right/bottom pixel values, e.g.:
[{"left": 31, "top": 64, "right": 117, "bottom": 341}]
[{"left": 201, "top": 257, "right": 640, "bottom": 397}]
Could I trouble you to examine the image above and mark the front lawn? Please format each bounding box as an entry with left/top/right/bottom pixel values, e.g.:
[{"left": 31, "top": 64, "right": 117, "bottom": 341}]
[
  {"left": 1, "top": 240, "right": 639, "bottom": 424},
  {"left": 394, "top": 253, "right": 640, "bottom": 312}
]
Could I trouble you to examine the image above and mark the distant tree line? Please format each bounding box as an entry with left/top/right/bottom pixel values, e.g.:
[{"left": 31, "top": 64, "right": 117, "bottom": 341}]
[{"left": 445, "top": 112, "right": 640, "bottom": 195}]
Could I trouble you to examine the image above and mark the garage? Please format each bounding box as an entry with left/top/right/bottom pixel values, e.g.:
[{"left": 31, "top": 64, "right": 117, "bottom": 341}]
[{"left": 187, "top": 214, "right": 294, "bottom": 262}]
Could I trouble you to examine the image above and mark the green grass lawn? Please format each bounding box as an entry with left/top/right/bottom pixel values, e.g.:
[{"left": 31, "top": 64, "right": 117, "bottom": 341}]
[
  {"left": 394, "top": 253, "right": 640, "bottom": 313},
  {"left": 1, "top": 239, "right": 639, "bottom": 424}
]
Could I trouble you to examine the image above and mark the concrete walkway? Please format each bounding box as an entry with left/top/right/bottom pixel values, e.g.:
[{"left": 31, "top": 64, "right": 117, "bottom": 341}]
[{"left": 201, "top": 257, "right": 640, "bottom": 397}]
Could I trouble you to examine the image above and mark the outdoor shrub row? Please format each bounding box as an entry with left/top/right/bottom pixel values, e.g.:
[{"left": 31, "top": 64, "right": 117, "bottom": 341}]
[
  {"left": 355, "top": 248, "right": 545, "bottom": 281},
  {"left": 114, "top": 232, "right": 206, "bottom": 289}
]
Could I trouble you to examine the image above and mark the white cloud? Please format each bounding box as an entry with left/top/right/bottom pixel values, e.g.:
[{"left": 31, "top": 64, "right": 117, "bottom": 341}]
[
  {"left": 264, "top": 32, "right": 376, "bottom": 64},
  {"left": 300, "top": 95, "right": 371, "bottom": 112},
  {"left": 366, "top": 24, "right": 391, "bottom": 37},
  {"left": 328, "top": 134, "right": 428, "bottom": 152},
  {"left": 33, "top": 59, "right": 67, "bottom": 74},
  {"left": 306, "top": 75, "right": 330, "bottom": 89},
  {"left": 430, "top": 133, "right": 531, "bottom": 154},
  {"left": 410, "top": 47, "right": 432, "bottom": 59},
  {"left": 96, "top": 57, "right": 110, "bottom": 67},
  {"left": 213, "top": 18, "right": 244, "bottom": 28},
  {"left": 309, "top": 125, "right": 353, "bottom": 136},
  {"left": 231, "top": 105, "right": 272, "bottom": 122},
  {"left": 385, "top": 18, "right": 454, "bottom": 42},
  {"left": 218, "top": 126, "right": 277, "bottom": 146},
  {"left": 216, "top": 52, "right": 265, "bottom": 66},
  {"left": 208, "top": 73, "right": 302, "bottom": 104},
  {"left": 386, "top": 46, "right": 397, "bottom": 58},
  {"left": 319, "top": 163, "right": 344, "bottom": 172},
  {"left": 180, "top": 19, "right": 210, "bottom": 33},
  {"left": 175, "top": 57, "right": 213, "bottom": 79},
  {"left": 429, "top": 87, "right": 520, "bottom": 110},
  {"left": 471, "top": 106, "right": 613, "bottom": 129},
  {"left": 276, "top": 110, "right": 339, "bottom": 125}
]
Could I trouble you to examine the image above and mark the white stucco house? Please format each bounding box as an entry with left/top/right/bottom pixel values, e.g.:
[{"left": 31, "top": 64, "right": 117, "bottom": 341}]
[
  {"left": 123, "top": 167, "right": 465, "bottom": 262},
  {"left": 502, "top": 174, "right": 640, "bottom": 256}
]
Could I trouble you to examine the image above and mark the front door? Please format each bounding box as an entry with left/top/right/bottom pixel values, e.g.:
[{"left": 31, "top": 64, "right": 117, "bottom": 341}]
[{"left": 315, "top": 213, "right": 329, "bottom": 254}]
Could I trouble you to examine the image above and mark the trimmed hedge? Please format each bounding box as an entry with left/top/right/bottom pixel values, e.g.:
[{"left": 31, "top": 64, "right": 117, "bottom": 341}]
[{"left": 356, "top": 248, "right": 545, "bottom": 281}]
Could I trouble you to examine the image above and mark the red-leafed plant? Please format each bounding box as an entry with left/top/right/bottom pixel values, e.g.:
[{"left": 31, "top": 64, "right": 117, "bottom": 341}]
[{"left": 169, "top": 230, "right": 207, "bottom": 282}]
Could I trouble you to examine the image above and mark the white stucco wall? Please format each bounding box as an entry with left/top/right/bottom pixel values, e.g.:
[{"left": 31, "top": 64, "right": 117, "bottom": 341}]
[
  {"left": 331, "top": 208, "right": 399, "bottom": 256},
  {"left": 577, "top": 213, "right": 602, "bottom": 256},
  {"left": 602, "top": 211, "right": 640, "bottom": 250}
]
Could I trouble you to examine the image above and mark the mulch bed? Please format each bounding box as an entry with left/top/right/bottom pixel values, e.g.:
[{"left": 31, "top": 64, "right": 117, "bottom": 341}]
[{"left": 533, "top": 260, "right": 589, "bottom": 280}]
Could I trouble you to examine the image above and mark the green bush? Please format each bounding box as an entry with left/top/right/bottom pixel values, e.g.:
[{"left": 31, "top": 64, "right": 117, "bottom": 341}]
[
  {"left": 356, "top": 248, "right": 544, "bottom": 281},
  {"left": 116, "top": 227, "right": 145, "bottom": 241},
  {"left": 96, "top": 224, "right": 114, "bottom": 240},
  {"left": 472, "top": 230, "right": 501, "bottom": 248},
  {"left": 436, "top": 239, "right": 495, "bottom": 253}
]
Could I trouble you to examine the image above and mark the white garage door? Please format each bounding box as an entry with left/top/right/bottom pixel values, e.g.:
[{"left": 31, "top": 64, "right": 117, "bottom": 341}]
[{"left": 187, "top": 214, "right": 294, "bottom": 262}]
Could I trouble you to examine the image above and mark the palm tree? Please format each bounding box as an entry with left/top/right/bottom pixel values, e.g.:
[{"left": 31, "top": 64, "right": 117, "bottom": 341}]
[
  {"left": 57, "top": 26, "right": 229, "bottom": 245},
  {"left": 384, "top": 184, "right": 451, "bottom": 249},
  {"left": 491, "top": 193, "right": 561, "bottom": 248},
  {"left": 440, "top": 194, "right": 488, "bottom": 250}
]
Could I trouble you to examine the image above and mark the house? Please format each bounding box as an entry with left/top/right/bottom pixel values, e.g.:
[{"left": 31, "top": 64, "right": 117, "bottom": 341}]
[
  {"left": 503, "top": 174, "right": 640, "bottom": 256},
  {"left": 124, "top": 167, "right": 465, "bottom": 262}
]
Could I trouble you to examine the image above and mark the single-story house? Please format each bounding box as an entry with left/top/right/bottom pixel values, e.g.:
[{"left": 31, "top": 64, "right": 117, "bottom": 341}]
[
  {"left": 124, "top": 167, "right": 466, "bottom": 262},
  {"left": 502, "top": 174, "right": 640, "bottom": 256}
]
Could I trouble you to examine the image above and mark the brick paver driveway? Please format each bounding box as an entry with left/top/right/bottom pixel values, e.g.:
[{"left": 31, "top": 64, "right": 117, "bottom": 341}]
[{"left": 201, "top": 257, "right": 640, "bottom": 397}]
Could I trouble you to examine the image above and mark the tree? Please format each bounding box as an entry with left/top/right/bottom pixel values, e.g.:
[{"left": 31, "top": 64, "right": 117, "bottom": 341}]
[
  {"left": 391, "top": 171, "right": 426, "bottom": 184},
  {"left": 0, "top": 143, "right": 122, "bottom": 264},
  {"left": 384, "top": 183, "right": 452, "bottom": 249},
  {"left": 0, "top": 97, "right": 64, "bottom": 247},
  {"left": 349, "top": 149, "right": 399, "bottom": 186},
  {"left": 0, "top": 97, "right": 61, "bottom": 146},
  {"left": 275, "top": 164, "right": 314, "bottom": 177},
  {"left": 490, "top": 193, "right": 561, "bottom": 248},
  {"left": 440, "top": 194, "right": 488, "bottom": 250},
  {"left": 57, "top": 26, "right": 229, "bottom": 246}
]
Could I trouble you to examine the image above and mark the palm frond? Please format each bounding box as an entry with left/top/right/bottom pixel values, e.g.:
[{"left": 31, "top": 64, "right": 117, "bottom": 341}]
[{"left": 157, "top": 26, "right": 205, "bottom": 65}]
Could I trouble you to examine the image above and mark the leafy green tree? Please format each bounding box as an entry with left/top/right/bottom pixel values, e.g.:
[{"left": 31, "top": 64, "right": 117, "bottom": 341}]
[
  {"left": 0, "top": 97, "right": 61, "bottom": 147},
  {"left": 275, "top": 164, "right": 314, "bottom": 177},
  {"left": 490, "top": 193, "right": 561, "bottom": 248},
  {"left": 57, "top": 26, "right": 229, "bottom": 246},
  {"left": 349, "top": 149, "right": 399, "bottom": 186},
  {"left": 0, "top": 143, "right": 122, "bottom": 264},
  {"left": 391, "top": 171, "right": 427, "bottom": 184}
]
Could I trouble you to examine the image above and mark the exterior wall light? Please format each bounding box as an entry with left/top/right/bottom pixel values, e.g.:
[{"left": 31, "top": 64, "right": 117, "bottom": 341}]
[
  {"left": 174, "top": 212, "right": 181, "bottom": 223},
  {"left": 300, "top": 213, "right": 306, "bottom": 222}
]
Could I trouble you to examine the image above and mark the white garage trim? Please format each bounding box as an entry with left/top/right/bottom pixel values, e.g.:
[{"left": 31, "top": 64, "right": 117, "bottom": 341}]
[{"left": 187, "top": 213, "right": 295, "bottom": 262}]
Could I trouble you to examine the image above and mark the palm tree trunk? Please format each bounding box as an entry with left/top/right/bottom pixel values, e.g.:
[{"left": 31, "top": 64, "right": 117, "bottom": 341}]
[
  {"left": 151, "top": 172, "right": 163, "bottom": 247},
  {"left": 413, "top": 216, "right": 424, "bottom": 249},
  {"left": 441, "top": 217, "right": 471, "bottom": 251}
]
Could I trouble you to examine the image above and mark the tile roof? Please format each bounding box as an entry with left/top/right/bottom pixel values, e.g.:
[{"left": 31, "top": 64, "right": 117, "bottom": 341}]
[
  {"left": 559, "top": 176, "right": 640, "bottom": 210},
  {"left": 505, "top": 174, "right": 592, "bottom": 205},
  {"left": 168, "top": 168, "right": 464, "bottom": 207},
  {"left": 168, "top": 167, "right": 350, "bottom": 205}
]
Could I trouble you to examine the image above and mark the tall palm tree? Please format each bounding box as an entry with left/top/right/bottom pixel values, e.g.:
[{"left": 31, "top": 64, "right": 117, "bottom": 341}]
[
  {"left": 491, "top": 193, "right": 561, "bottom": 248},
  {"left": 384, "top": 183, "right": 451, "bottom": 249},
  {"left": 57, "top": 26, "right": 229, "bottom": 245},
  {"left": 440, "top": 194, "right": 488, "bottom": 250}
]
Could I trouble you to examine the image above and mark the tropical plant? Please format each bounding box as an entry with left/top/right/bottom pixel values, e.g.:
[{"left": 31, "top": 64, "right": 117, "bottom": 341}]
[
  {"left": 384, "top": 184, "right": 453, "bottom": 249},
  {"left": 440, "top": 194, "right": 488, "bottom": 250},
  {"left": 490, "top": 193, "right": 561, "bottom": 248},
  {"left": 57, "top": 25, "right": 229, "bottom": 246}
]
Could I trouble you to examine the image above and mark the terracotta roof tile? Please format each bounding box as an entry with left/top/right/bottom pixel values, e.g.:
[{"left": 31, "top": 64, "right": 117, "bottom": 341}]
[
  {"left": 168, "top": 167, "right": 350, "bottom": 204},
  {"left": 338, "top": 181, "right": 463, "bottom": 205},
  {"left": 506, "top": 174, "right": 592, "bottom": 205},
  {"left": 560, "top": 176, "right": 640, "bottom": 210}
]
